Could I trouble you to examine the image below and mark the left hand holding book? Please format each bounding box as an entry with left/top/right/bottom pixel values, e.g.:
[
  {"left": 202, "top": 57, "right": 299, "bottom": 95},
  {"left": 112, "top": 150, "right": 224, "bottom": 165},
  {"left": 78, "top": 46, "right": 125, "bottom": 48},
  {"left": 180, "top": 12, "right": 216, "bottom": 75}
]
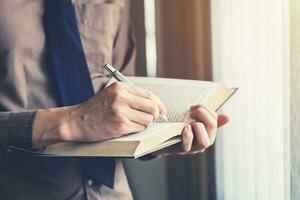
[{"left": 153, "top": 104, "right": 229, "bottom": 156}]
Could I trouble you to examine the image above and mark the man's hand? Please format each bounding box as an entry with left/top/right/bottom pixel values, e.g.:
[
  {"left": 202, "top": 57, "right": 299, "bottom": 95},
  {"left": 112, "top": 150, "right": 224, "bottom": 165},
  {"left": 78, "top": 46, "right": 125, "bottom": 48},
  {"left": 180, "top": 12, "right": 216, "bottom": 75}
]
[
  {"left": 153, "top": 104, "right": 229, "bottom": 156},
  {"left": 32, "top": 82, "right": 166, "bottom": 148}
]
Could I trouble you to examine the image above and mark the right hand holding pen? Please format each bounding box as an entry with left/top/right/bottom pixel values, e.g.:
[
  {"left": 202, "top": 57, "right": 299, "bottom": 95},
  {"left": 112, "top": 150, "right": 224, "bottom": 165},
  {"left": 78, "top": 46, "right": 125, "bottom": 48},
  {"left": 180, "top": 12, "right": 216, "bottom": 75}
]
[{"left": 60, "top": 82, "right": 167, "bottom": 142}]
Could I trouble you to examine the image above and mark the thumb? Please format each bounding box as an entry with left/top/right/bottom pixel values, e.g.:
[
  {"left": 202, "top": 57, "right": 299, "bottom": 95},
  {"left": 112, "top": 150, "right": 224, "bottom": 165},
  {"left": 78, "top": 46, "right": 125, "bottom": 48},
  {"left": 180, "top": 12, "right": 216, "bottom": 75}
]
[{"left": 217, "top": 114, "right": 230, "bottom": 128}]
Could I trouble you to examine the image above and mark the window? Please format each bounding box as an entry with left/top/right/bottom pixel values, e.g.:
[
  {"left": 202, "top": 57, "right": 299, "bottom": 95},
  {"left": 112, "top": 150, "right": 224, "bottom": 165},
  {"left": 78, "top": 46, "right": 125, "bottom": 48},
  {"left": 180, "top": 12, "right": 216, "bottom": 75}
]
[{"left": 211, "top": 0, "right": 290, "bottom": 199}]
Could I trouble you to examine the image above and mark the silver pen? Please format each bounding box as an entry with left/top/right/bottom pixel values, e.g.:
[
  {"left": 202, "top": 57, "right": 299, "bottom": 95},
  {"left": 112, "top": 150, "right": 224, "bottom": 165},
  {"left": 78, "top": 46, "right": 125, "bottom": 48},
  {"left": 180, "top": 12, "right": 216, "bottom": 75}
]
[{"left": 104, "top": 63, "right": 168, "bottom": 122}]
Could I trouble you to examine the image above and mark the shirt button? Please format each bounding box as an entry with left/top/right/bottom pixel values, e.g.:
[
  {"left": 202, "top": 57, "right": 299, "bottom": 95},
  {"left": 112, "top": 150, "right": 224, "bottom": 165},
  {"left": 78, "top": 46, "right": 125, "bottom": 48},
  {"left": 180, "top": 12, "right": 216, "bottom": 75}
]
[{"left": 87, "top": 179, "right": 93, "bottom": 186}]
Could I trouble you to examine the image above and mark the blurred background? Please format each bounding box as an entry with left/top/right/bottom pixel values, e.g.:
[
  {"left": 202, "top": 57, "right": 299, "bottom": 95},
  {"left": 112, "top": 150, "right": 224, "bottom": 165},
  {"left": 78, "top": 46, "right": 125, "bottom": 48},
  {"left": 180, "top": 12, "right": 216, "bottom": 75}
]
[{"left": 123, "top": 0, "right": 299, "bottom": 199}]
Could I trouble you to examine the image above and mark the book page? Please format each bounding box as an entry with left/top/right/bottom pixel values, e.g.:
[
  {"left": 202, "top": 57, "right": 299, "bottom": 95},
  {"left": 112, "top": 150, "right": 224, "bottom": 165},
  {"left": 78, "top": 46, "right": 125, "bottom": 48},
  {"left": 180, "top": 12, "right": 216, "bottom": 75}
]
[
  {"left": 129, "top": 77, "right": 221, "bottom": 123},
  {"left": 112, "top": 123, "right": 174, "bottom": 141}
]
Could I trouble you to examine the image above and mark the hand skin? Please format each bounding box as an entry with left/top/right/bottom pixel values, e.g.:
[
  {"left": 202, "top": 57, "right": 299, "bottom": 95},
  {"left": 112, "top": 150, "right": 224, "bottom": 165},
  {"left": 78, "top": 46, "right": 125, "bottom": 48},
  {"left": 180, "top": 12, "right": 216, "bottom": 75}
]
[
  {"left": 32, "top": 82, "right": 167, "bottom": 149},
  {"left": 152, "top": 104, "right": 229, "bottom": 156}
]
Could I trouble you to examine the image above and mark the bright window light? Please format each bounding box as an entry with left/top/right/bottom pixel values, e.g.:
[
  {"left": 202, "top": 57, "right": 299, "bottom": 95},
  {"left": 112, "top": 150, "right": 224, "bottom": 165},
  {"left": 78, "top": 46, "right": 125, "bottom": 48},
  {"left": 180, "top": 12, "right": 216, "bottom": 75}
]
[{"left": 144, "top": 0, "right": 157, "bottom": 77}]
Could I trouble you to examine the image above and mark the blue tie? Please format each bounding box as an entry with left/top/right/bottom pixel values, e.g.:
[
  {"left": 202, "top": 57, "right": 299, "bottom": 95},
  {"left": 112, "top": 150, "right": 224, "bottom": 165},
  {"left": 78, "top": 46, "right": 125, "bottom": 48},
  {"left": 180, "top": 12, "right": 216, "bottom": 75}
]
[{"left": 43, "top": 0, "right": 115, "bottom": 188}]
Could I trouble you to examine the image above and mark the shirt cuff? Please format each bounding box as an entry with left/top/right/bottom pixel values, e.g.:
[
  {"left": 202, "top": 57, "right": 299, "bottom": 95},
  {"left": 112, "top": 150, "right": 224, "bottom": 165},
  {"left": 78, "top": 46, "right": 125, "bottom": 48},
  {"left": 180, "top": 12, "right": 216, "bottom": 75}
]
[{"left": 0, "top": 110, "right": 38, "bottom": 151}]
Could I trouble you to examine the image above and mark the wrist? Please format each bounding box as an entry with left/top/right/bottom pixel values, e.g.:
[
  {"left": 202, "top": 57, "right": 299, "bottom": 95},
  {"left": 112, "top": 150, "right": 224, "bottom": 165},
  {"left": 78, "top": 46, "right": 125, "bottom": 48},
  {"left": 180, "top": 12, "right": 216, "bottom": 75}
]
[{"left": 32, "top": 106, "right": 77, "bottom": 148}]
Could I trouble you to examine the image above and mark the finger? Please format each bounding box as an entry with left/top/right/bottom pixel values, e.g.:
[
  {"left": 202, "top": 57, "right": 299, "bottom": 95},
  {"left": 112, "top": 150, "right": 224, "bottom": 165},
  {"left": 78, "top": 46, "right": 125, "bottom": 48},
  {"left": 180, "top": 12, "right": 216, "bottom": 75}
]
[
  {"left": 191, "top": 105, "right": 229, "bottom": 128},
  {"left": 154, "top": 97, "right": 167, "bottom": 115},
  {"left": 127, "top": 93, "right": 160, "bottom": 120},
  {"left": 177, "top": 148, "right": 206, "bottom": 156},
  {"left": 126, "top": 108, "right": 155, "bottom": 127},
  {"left": 191, "top": 122, "right": 211, "bottom": 150},
  {"left": 190, "top": 104, "right": 217, "bottom": 119},
  {"left": 125, "top": 120, "right": 147, "bottom": 134},
  {"left": 190, "top": 104, "right": 200, "bottom": 111},
  {"left": 218, "top": 114, "right": 230, "bottom": 128},
  {"left": 181, "top": 125, "right": 193, "bottom": 152},
  {"left": 126, "top": 85, "right": 167, "bottom": 115},
  {"left": 190, "top": 108, "right": 217, "bottom": 141}
]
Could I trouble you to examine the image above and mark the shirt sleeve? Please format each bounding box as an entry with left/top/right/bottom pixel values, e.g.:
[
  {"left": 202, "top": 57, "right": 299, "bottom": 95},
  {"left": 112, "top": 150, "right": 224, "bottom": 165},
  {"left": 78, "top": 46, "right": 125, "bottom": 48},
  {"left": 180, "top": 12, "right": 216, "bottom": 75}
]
[{"left": 0, "top": 110, "right": 37, "bottom": 152}]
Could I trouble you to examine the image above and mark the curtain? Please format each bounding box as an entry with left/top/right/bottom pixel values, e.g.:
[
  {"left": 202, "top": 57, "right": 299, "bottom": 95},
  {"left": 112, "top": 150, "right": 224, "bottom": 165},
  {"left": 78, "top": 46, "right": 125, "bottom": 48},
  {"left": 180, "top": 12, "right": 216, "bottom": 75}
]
[
  {"left": 211, "top": 0, "right": 290, "bottom": 199},
  {"left": 156, "top": 0, "right": 212, "bottom": 80}
]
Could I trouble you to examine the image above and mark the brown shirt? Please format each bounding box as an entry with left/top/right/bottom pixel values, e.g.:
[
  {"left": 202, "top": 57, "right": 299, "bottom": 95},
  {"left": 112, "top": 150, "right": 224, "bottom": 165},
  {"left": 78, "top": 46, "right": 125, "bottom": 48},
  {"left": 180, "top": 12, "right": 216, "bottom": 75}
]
[{"left": 0, "top": 0, "right": 136, "bottom": 199}]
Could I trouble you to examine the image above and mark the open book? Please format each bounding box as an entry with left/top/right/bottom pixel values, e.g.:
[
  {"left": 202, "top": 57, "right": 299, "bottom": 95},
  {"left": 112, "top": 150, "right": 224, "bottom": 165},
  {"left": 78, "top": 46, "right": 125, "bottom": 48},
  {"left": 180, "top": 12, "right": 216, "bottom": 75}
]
[{"left": 37, "top": 77, "right": 237, "bottom": 158}]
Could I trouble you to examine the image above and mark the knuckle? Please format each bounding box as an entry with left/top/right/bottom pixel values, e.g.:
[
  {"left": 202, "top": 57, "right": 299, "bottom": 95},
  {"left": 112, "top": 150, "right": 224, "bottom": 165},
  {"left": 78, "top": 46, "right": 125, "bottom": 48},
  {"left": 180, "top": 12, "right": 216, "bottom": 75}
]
[
  {"left": 110, "top": 102, "right": 120, "bottom": 114},
  {"left": 110, "top": 102, "right": 119, "bottom": 113},
  {"left": 191, "top": 104, "right": 201, "bottom": 110},
  {"left": 198, "top": 107, "right": 206, "bottom": 115},
  {"left": 193, "top": 108, "right": 202, "bottom": 118},
  {"left": 196, "top": 108, "right": 217, "bottom": 128},
  {"left": 114, "top": 121, "right": 128, "bottom": 133},
  {"left": 110, "top": 108, "right": 125, "bottom": 122},
  {"left": 111, "top": 91, "right": 127, "bottom": 103},
  {"left": 109, "top": 82, "right": 126, "bottom": 95},
  {"left": 111, "top": 81, "right": 124, "bottom": 90},
  {"left": 109, "top": 83, "right": 118, "bottom": 92}
]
